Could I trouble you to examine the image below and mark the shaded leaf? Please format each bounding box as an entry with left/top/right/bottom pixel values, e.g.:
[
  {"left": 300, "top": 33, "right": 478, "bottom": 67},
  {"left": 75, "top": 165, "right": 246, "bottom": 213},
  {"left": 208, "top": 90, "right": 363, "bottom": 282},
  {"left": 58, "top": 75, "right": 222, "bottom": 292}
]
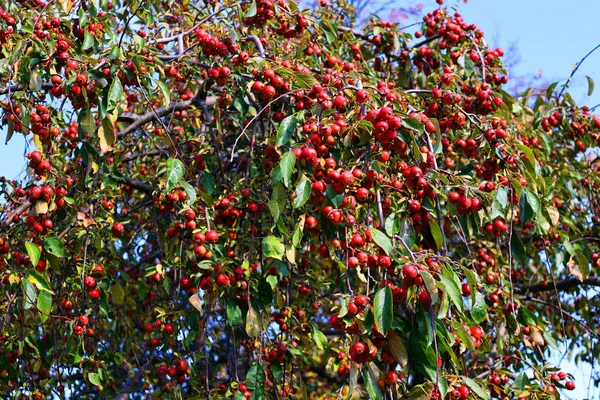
[
  {"left": 373, "top": 286, "right": 393, "bottom": 335},
  {"left": 246, "top": 305, "right": 263, "bottom": 337},
  {"left": 398, "top": 217, "right": 415, "bottom": 249},
  {"left": 387, "top": 330, "right": 408, "bottom": 367},
  {"left": 22, "top": 279, "right": 37, "bottom": 310},
  {"left": 110, "top": 282, "right": 125, "bottom": 305}
]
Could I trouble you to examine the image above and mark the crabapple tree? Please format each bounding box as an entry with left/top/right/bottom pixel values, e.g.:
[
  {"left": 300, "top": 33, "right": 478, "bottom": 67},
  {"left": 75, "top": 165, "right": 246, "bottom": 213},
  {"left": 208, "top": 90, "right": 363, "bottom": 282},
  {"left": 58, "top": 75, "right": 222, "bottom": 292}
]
[{"left": 0, "top": 0, "right": 599, "bottom": 398}]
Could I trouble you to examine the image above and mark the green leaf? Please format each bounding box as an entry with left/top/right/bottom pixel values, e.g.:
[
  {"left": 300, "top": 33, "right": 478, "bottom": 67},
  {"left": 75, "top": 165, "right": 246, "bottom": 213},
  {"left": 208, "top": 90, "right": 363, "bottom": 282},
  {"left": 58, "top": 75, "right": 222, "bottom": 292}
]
[
  {"left": 262, "top": 236, "right": 285, "bottom": 260},
  {"left": 22, "top": 279, "right": 37, "bottom": 310},
  {"left": 384, "top": 213, "right": 400, "bottom": 236},
  {"left": 88, "top": 372, "right": 102, "bottom": 387},
  {"left": 156, "top": 79, "right": 171, "bottom": 107},
  {"left": 42, "top": 236, "right": 64, "bottom": 258},
  {"left": 511, "top": 233, "right": 528, "bottom": 266},
  {"left": 80, "top": 108, "right": 96, "bottom": 134},
  {"left": 587, "top": 75, "right": 594, "bottom": 96},
  {"left": 25, "top": 242, "right": 41, "bottom": 268},
  {"left": 5, "top": 117, "right": 14, "bottom": 144},
  {"left": 26, "top": 270, "right": 54, "bottom": 294},
  {"left": 107, "top": 77, "right": 124, "bottom": 111},
  {"left": 470, "top": 291, "right": 487, "bottom": 324},
  {"left": 280, "top": 151, "right": 296, "bottom": 188},
  {"left": 369, "top": 228, "right": 393, "bottom": 256},
  {"left": 227, "top": 299, "right": 242, "bottom": 326},
  {"left": 438, "top": 274, "right": 463, "bottom": 312},
  {"left": 244, "top": 1, "right": 257, "bottom": 18},
  {"left": 82, "top": 31, "right": 94, "bottom": 51},
  {"left": 201, "top": 173, "right": 215, "bottom": 195},
  {"left": 450, "top": 320, "right": 475, "bottom": 351},
  {"left": 429, "top": 219, "right": 444, "bottom": 250},
  {"left": 490, "top": 187, "right": 509, "bottom": 220},
  {"left": 245, "top": 305, "right": 263, "bottom": 337},
  {"left": 512, "top": 372, "right": 530, "bottom": 393},
  {"left": 291, "top": 72, "right": 318, "bottom": 89},
  {"left": 525, "top": 188, "right": 540, "bottom": 215},
  {"left": 275, "top": 114, "right": 298, "bottom": 147},
  {"left": 463, "top": 377, "right": 487, "bottom": 399},
  {"left": 165, "top": 158, "right": 185, "bottom": 193},
  {"left": 312, "top": 326, "right": 328, "bottom": 350},
  {"left": 110, "top": 282, "right": 125, "bottom": 305},
  {"left": 37, "top": 290, "right": 52, "bottom": 323},
  {"left": 373, "top": 286, "right": 393, "bottom": 335},
  {"left": 398, "top": 217, "right": 415, "bottom": 249},
  {"left": 402, "top": 118, "right": 425, "bottom": 133},
  {"left": 363, "top": 365, "right": 383, "bottom": 400},
  {"left": 179, "top": 181, "right": 197, "bottom": 205},
  {"left": 293, "top": 177, "right": 310, "bottom": 209}
]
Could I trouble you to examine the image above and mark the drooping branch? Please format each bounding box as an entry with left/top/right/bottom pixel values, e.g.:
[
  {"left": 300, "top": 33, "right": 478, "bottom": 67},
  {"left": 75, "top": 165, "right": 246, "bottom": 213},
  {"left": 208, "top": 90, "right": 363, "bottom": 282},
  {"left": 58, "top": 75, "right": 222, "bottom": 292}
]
[
  {"left": 119, "top": 176, "right": 153, "bottom": 195},
  {"left": 0, "top": 82, "right": 55, "bottom": 96},
  {"left": 0, "top": 200, "right": 31, "bottom": 230},
  {"left": 516, "top": 276, "right": 600, "bottom": 294},
  {"left": 116, "top": 95, "right": 218, "bottom": 137}
]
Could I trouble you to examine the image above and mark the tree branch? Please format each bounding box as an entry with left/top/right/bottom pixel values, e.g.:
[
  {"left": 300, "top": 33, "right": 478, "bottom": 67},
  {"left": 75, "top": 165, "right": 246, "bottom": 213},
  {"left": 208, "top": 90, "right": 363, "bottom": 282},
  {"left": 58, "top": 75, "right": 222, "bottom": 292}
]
[
  {"left": 119, "top": 176, "right": 153, "bottom": 194},
  {"left": 0, "top": 82, "right": 54, "bottom": 95},
  {"left": 0, "top": 200, "right": 31, "bottom": 230},
  {"left": 516, "top": 276, "right": 600, "bottom": 294},
  {"left": 116, "top": 95, "right": 217, "bottom": 137}
]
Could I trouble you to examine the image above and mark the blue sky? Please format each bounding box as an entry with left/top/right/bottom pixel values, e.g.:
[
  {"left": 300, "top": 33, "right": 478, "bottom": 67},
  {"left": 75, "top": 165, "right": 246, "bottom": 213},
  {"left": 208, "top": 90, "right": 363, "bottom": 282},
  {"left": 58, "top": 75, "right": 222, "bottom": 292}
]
[{"left": 1, "top": 0, "right": 599, "bottom": 397}]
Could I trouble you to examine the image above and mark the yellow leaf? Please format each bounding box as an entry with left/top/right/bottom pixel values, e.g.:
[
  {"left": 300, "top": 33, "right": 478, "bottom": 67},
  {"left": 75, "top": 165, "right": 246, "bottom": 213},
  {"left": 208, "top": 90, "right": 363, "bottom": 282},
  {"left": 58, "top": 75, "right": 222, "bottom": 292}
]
[
  {"left": 58, "top": 0, "right": 73, "bottom": 13},
  {"left": 387, "top": 330, "right": 408, "bottom": 368},
  {"left": 188, "top": 293, "right": 203, "bottom": 315},
  {"left": 110, "top": 282, "right": 125, "bottom": 305},
  {"left": 245, "top": 304, "right": 263, "bottom": 337}
]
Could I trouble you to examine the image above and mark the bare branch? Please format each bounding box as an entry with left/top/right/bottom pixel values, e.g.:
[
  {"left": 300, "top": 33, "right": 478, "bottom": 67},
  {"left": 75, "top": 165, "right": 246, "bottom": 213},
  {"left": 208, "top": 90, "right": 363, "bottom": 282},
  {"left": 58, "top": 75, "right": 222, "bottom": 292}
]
[{"left": 516, "top": 276, "right": 600, "bottom": 294}]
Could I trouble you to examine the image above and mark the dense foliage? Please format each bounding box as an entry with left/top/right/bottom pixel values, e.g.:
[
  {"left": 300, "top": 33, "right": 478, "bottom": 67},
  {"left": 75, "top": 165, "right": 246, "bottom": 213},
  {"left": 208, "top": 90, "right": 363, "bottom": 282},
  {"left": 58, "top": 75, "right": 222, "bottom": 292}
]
[{"left": 0, "top": 0, "right": 599, "bottom": 398}]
